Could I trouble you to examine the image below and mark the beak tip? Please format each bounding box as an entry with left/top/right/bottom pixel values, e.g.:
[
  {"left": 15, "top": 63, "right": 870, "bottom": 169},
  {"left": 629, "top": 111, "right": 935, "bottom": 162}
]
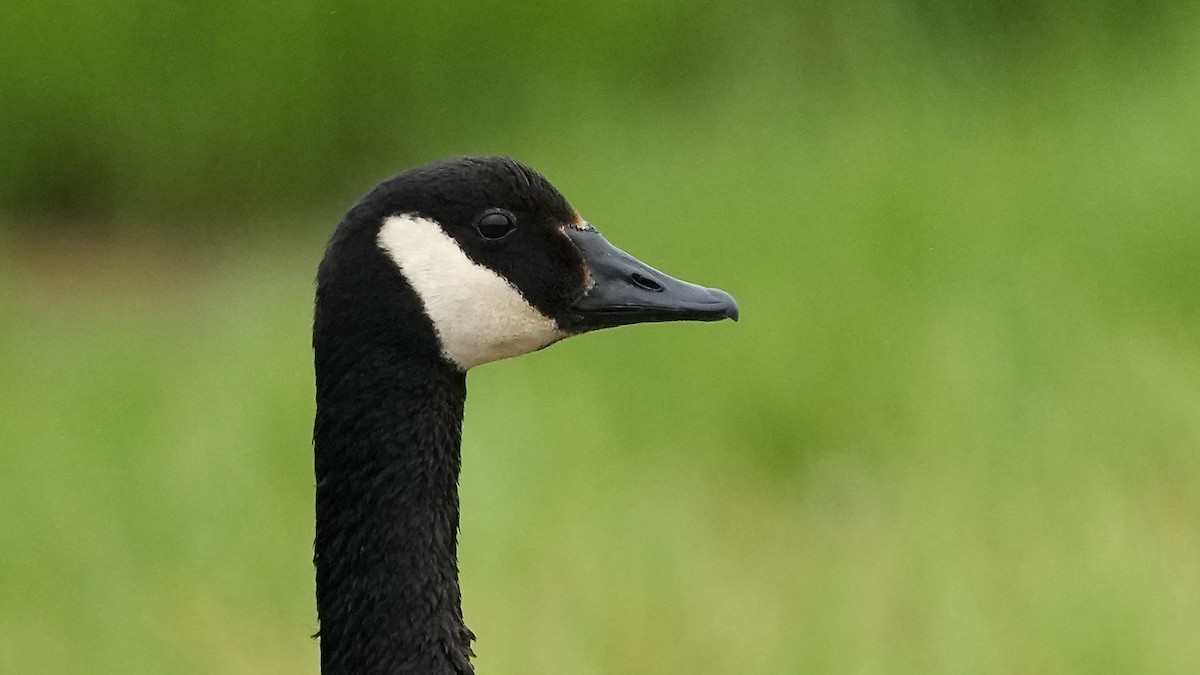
[{"left": 710, "top": 288, "right": 739, "bottom": 322}]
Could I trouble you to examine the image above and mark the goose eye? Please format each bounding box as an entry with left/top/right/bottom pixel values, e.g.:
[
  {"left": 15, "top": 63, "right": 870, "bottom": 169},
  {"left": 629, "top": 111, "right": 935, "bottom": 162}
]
[{"left": 475, "top": 211, "right": 516, "bottom": 240}]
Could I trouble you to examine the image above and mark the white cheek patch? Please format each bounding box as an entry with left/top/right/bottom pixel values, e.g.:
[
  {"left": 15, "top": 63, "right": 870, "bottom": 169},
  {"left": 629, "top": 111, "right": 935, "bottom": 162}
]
[{"left": 377, "top": 214, "right": 566, "bottom": 370}]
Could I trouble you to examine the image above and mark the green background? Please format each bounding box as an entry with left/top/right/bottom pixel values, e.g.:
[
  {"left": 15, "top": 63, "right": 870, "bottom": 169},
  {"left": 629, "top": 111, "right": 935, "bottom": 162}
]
[{"left": 3, "top": 2, "right": 1200, "bottom": 673}]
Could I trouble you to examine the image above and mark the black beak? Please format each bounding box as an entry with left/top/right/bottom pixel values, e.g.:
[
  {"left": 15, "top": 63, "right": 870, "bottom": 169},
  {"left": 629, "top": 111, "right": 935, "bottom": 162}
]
[{"left": 559, "top": 227, "right": 739, "bottom": 332}]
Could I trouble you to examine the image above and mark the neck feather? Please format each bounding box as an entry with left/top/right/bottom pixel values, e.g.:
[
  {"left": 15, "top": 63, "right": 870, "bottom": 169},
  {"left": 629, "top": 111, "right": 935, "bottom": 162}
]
[{"left": 313, "top": 343, "right": 475, "bottom": 675}]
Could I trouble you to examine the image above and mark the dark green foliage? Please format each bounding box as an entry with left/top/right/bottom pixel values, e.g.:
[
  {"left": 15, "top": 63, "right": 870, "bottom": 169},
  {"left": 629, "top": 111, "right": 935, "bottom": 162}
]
[{"left": 1, "top": 1, "right": 1192, "bottom": 222}]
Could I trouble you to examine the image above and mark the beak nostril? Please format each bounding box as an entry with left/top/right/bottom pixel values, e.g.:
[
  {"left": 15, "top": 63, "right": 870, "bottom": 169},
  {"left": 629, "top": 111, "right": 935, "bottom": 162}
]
[{"left": 629, "top": 272, "right": 664, "bottom": 293}]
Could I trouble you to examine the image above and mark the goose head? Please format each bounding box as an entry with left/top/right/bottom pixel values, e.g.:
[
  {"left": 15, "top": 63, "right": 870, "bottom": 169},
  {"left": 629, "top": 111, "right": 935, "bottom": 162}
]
[{"left": 319, "top": 155, "right": 738, "bottom": 370}]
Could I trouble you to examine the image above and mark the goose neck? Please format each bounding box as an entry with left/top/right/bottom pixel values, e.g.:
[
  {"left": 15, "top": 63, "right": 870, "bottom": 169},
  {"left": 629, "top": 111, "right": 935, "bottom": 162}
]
[{"left": 313, "top": 355, "right": 474, "bottom": 675}]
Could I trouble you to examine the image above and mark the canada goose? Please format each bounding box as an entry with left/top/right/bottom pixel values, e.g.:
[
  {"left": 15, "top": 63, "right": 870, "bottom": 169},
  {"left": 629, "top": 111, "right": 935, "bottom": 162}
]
[{"left": 313, "top": 156, "right": 738, "bottom": 674}]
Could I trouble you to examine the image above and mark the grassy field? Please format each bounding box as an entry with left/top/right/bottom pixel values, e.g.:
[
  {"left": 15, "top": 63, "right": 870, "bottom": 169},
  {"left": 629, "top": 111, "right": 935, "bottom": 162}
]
[{"left": 3, "top": 4, "right": 1200, "bottom": 674}]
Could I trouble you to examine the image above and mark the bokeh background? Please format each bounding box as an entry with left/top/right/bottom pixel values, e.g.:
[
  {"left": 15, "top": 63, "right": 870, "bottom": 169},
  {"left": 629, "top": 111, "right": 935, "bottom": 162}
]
[{"left": 3, "top": 1, "right": 1199, "bottom": 673}]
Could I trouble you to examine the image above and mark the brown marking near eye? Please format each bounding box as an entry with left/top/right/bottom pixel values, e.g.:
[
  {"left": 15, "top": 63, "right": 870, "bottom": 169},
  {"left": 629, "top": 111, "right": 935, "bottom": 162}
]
[
  {"left": 566, "top": 213, "right": 594, "bottom": 231},
  {"left": 579, "top": 258, "right": 593, "bottom": 291},
  {"left": 558, "top": 221, "right": 594, "bottom": 290}
]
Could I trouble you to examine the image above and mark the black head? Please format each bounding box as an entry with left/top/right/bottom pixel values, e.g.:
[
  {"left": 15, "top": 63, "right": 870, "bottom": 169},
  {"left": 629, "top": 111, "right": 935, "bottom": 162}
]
[{"left": 317, "top": 156, "right": 737, "bottom": 370}]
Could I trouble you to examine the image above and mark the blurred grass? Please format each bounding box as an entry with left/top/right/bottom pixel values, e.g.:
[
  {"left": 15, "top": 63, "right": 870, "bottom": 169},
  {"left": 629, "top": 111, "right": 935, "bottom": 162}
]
[{"left": 3, "top": 1, "right": 1200, "bottom": 674}]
